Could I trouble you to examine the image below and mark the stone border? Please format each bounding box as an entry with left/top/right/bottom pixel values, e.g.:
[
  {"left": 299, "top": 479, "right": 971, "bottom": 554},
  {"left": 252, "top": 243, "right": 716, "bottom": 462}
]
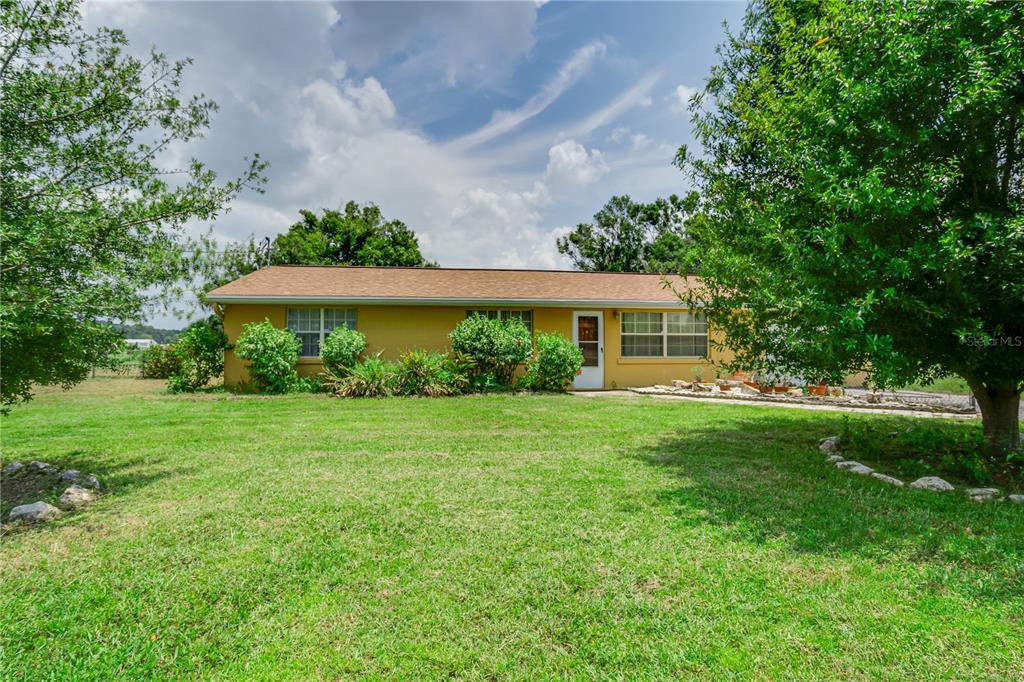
[{"left": 818, "top": 437, "right": 1022, "bottom": 504}]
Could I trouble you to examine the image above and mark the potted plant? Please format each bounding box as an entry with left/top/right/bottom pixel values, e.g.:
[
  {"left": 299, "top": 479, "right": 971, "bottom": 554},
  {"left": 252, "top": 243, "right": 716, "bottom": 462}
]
[{"left": 805, "top": 379, "right": 828, "bottom": 396}]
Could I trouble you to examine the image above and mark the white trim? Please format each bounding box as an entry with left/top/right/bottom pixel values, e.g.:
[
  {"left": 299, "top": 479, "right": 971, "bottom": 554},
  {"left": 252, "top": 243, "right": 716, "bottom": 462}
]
[
  {"left": 210, "top": 295, "right": 697, "bottom": 308},
  {"left": 286, "top": 306, "right": 357, "bottom": 358},
  {"left": 620, "top": 311, "right": 708, "bottom": 359},
  {"left": 572, "top": 311, "right": 604, "bottom": 390}
]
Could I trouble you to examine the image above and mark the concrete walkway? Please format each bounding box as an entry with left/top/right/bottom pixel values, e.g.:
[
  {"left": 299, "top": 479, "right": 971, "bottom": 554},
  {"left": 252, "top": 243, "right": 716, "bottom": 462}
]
[{"left": 571, "top": 389, "right": 981, "bottom": 420}]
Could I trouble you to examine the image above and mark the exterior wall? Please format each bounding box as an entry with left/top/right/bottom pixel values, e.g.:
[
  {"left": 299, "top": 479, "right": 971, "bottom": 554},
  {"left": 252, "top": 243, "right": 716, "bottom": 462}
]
[
  {"left": 221, "top": 303, "right": 722, "bottom": 389},
  {"left": 601, "top": 309, "right": 728, "bottom": 389}
]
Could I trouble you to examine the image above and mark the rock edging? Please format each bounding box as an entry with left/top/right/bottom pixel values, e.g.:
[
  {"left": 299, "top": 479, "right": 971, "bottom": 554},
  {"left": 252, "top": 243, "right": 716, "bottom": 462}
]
[{"left": 816, "top": 437, "right": 1020, "bottom": 503}]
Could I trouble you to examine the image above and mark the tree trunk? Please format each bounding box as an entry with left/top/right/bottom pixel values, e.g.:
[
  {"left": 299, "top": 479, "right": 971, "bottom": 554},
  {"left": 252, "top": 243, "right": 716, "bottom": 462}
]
[{"left": 964, "top": 377, "right": 1021, "bottom": 455}]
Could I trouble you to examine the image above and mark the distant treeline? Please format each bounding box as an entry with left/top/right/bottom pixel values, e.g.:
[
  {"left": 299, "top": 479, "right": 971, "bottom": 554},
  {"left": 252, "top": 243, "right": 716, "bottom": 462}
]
[{"left": 114, "top": 323, "right": 181, "bottom": 344}]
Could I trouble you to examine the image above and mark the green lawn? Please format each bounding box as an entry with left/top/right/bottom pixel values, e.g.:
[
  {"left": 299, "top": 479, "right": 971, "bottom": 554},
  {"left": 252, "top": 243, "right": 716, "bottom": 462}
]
[{"left": 2, "top": 379, "right": 1022, "bottom": 680}]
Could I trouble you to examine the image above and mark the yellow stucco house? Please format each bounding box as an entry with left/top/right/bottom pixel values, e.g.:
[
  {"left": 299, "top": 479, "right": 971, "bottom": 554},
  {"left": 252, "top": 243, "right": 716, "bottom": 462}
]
[{"left": 207, "top": 265, "right": 722, "bottom": 390}]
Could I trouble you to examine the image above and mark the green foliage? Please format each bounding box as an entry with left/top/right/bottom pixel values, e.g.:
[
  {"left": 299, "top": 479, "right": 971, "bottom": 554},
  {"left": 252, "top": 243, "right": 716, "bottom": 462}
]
[
  {"left": 139, "top": 344, "right": 182, "bottom": 379},
  {"left": 449, "top": 315, "right": 532, "bottom": 387},
  {"left": 0, "top": 0, "right": 265, "bottom": 407},
  {"left": 319, "top": 327, "right": 368, "bottom": 377},
  {"left": 329, "top": 350, "right": 473, "bottom": 398},
  {"left": 677, "top": 0, "right": 1024, "bottom": 451},
  {"left": 233, "top": 319, "right": 301, "bottom": 394},
  {"left": 395, "top": 350, "right": 472, "bottom": 397},
  {"left": 556, "top": 194, "right": 699, "bottom": 273},
  {"left": 272, "top": 202, "right": 437, "bottom": 267},
  {"left": 524, "top": 333, "right": 584, "bottom": 392},
  {"left": 166, "top": 317, "right": 227, "bottom": 393},
  {"left": 333, "top": 356, "right": 397, "bottom": 397}
]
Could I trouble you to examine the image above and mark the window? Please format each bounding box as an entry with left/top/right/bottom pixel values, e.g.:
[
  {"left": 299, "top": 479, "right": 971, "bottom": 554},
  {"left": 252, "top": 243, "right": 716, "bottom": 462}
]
[
  {"left": 621, "top": 311, "right": 707, "bottom": 358},
  {"left": 286, "top": 308, "right": 357, "bottom": 357},
  {"left": 465, "top": 309, "right": 533, "bottom": 333}
]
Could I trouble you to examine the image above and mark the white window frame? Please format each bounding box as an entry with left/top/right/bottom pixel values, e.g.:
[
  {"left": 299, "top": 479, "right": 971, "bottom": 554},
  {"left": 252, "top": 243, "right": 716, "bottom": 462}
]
[
  {"left": 287, "top": 307, "right": 357, "bottom": 358},
  {"left": 620, "top": 311, "right": 707, "bottom": 358},
  {"left": 465, "top": 309, "right": 533, "bottom": 333}
]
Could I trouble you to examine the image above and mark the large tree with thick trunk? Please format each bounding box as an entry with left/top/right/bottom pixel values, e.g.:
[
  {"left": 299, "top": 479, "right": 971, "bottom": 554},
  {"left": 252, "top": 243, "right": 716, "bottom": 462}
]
[{"left": 677, "top": 0, "right": 1023, "bottom": 452}]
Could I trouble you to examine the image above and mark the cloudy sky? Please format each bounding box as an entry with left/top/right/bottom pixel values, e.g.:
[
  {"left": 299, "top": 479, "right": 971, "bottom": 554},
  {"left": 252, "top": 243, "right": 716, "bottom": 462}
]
[{"left": 83, "top": 1, "right": 745, "bottom": 324}]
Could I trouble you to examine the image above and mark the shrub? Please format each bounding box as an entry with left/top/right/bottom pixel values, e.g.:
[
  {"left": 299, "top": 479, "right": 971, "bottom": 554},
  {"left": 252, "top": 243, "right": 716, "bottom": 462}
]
[
  {"left": 440, "top": 350, "right": 475, "bottom": 395},
  {"left": 395, "top": 350, "right": 472, "bottom": 397},
  {"left": 448, "top": 315, "right": 532, "bottom": 388},
  {"left": 320, "top": 326, "right": 367, "bottom": 377},
  {"left": 167, "top": 318, "right": 228, "bottom": 392},
  {"left": 139, "top": 344, "right": 181, "bottom": 379},
  {"left": 333, "top": 356, "right": 397, "bottom": 397},
  {"left": 233, "top": 319, "right": 301, "bottom": 393},
  {"left": 524, "top": 332, "right": 583, "bottom": 391}
]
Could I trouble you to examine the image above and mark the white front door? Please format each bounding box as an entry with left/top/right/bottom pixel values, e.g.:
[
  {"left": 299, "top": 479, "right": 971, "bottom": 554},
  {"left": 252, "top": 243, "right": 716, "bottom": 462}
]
[{"left": 572, "top": 311, "right": 604, "bottom": 390}]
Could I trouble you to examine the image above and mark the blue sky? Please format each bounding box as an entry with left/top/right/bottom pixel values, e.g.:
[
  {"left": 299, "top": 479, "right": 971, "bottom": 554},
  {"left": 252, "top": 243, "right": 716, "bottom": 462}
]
[{"left": 83, "top": 1, "right": 746, "bottom": 325}]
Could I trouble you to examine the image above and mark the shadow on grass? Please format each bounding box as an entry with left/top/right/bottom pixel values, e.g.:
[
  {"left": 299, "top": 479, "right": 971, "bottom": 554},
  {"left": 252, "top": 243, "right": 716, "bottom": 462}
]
[
  {"left": 629, "top": 413, "right": 1024, "bottom": 600},
  {"left": 1, "top": 451, "right": 192, "bottom": 533}
]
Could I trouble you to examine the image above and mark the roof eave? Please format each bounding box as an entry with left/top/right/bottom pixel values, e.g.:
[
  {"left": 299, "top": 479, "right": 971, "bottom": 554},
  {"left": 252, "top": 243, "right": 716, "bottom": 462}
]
[{"left": 206, "top": 295, "right": 695, "bottom": 309}]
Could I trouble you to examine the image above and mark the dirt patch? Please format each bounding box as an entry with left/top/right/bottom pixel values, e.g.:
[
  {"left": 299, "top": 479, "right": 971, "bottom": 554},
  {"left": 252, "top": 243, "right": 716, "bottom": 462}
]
[{"left": 1, "top": 467, "right": 65, "bottom": 518}]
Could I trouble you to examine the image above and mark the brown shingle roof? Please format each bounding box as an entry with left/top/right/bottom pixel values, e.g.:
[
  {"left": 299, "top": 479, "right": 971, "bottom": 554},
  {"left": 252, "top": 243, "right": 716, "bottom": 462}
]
[{"left": 206, "top": 266, "right": 694, "bottom": 307}]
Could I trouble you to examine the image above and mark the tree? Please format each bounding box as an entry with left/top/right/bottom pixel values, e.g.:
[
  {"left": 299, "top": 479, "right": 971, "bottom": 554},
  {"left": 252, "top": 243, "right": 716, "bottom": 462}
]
[
  {"left": 0, "top": 0, "right": 265, "bottom": 407},
  {"left": 677, "top": 0, "right": 1023, "bottom": 452},
  {"left": 272, "top": 202, "right": 436, "bottom": 267},
  {"left": 556, "top": 193, "right": 698, "bottom": 273}
]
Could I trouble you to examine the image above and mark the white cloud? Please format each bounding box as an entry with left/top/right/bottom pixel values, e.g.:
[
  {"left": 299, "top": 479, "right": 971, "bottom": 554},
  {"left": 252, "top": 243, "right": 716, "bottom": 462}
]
[
  {"left": 453, "top": 41, "right": 607, "bottom": 149},
  {"left": 79, "top": 1, "right": 694, "bottom": 326},
  {"left": 545, "top": 140, "right": 609, "bottom": 189},
  {"left": 630, "top": 133, "right": 652, "bottom": 151},
  {"left": 669, "top": 84, "right": 698, "bottom": 114},
  {"left": 448, "top": 181, "right": 565, "bottom": 268},
  {"left": 607, "top": 127, "right": 630, "bottom": 144},
  {"left": 333, "top": 2, "right": 539, "bottom": 88},
  {"left": 571, "top": 70, "right": 661, "bottom": 137}
]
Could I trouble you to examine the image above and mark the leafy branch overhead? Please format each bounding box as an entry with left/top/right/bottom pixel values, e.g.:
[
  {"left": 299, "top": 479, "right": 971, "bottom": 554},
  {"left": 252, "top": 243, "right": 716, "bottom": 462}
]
[{"left": 0, "top": 0, "right": 266, "bottom": 406}]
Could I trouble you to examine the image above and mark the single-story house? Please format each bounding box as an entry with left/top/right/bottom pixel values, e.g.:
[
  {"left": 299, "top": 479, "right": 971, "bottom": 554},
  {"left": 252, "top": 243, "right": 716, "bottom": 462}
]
[{"left": 206, "top": 265, "right": 724, "bottom": 390}]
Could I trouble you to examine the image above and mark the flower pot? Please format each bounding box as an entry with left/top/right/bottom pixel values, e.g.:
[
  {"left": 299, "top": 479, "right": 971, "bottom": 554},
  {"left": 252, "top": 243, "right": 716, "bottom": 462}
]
[{"left": 806, "top": 384, "right": 828, "bottom": 396}]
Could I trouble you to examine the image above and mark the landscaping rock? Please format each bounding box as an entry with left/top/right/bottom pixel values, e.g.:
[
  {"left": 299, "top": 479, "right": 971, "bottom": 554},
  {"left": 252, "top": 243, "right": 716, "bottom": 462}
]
[
  {"left": 871, "top": 473, "right": 904, "bottom": 487},
  {"left": 910, "top": 476, "right": 954, "bottom": 492},
  {"left": 59, "top": 485, "right": 98, "bottom": 509},
  {"left": 3, "top": 461, "right": 24, "bottom": 476},
  {"left": 965, "top": 487, "right": 1001, "bottom": 502},
  {"left": 83, "top": 474, "right": 100, "bottom": 490},
  {"left": 739, "top": 383, "right": 761, "bottom": 395},
  {"left": 8, "top": 501, "right": 62, "bottom": 523},
  {"left": 59, "top": 469, "right": 82, "bottom": 483},
  {"left": 826, "top": 454, "right": 844, "bottom": 463},
  {"left": 836, "top": 460, "right": 873, "bottom": 475},
  {"left": 819, "top": 436, "right": 840, "bottom": 454},
  {"left": 671, "top": 379, "right": 692, "bottom": 389},
  {"left": 28, "top": 461, "right": 56, "bottom": 473},
  {"left": 1008, "top": 494, "right": 1023, "bottom": 505}
]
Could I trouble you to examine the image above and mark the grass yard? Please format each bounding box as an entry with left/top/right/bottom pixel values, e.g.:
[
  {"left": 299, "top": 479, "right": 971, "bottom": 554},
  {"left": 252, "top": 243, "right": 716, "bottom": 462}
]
[{"left": 1, "top": 379, "right": 1022, "bottom": 680}]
